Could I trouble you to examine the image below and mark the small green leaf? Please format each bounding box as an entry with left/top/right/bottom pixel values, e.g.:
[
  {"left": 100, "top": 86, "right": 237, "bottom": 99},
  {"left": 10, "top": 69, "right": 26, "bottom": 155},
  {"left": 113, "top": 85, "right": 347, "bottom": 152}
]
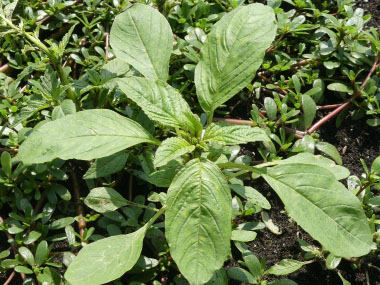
[
  {"left": 84, "top": 187, "right": 129, "bottom": 213},
  {"left": 227, "top": 267, "right": 256, "bottom": 283},
  {"left": 18, "top": 247, "right": 35, "bottom": 266},
  {"left": 17, "top": 109, "right": 158, "bottom": 164},
  {"left": 204, "top": 123, "right": 269, "bottom": 145},
  {"left": 51, "top": 99, "right": 76, "bottom": 120},
  {"left": 265, "top": 259, "right": 307, "bottom": 276},
  {"left": 83, "top": 152, "right": 128, "bottom": 179},
  {"left": 51, "top": 184, "right": 71, "bottom": 201},
  {"left": 316, "top": 142, "right": 342, "bottom": 165},
  {"left": 1, "top": 151, "right": 12, "bottom": 178},
  {"left": 367, "top": 117, "right": 380, "bottom": 127},
  {"left": 325, "top": 253, "right": 341, "bottom": 269},
  {"left": 35, "top": 241, "right": 49, "bottom": 266},
  {"left": 269, "top": 279, "right": 298, "bottom": 285},
  {"left": 231, "top": 230, "right": 257, "bottom": 242},
  {"left": 371, "top": 156, "right": 380, "bottom": 174},
  {"left": 300, "top": 94, "right": 316, "bottom": 129},
  {"left": 49, "top": 217, "right": 75, "bottom": 230},
  {"left": 230, "top": 184, "right": 271, "bottom": 209},
  {"left": 65, "top": 226, "right": 148, "bottom": 285},
  {"left": 154, "top": 137, "right": 195, "bottom": 168},
  {"left": 327, "top": 83, "right": 353, "bottom": 94},
  {"left": 312, "top": 79, "right": 325, "bottom": 103},
  {"left": 110, "top": 4, "right": 173, "bottom": 80},
  {"left": 292, "top": 75, "right": 301, "bottom": 94},
  {"left": 15, "top": 265, "right": 33, "bottom": 274},
  {"left": 23, "top": 231, "right": 41, "bottom": 245},
  {"left": 242, "top": 251, "right": 262, "bottom": 279},
  {"left": 10, "top": 95, "right": 50, "bottom": 127},
  {"left": 264, "top": 97, "right": 278, "bottom": 120},
  {"left": 0, "top": 249, "right": 10, "bottom": 259}
]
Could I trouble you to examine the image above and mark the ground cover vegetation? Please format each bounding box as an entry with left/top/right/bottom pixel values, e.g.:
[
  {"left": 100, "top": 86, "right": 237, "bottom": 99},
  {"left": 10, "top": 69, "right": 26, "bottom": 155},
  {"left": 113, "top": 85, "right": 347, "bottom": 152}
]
[{"left": 0, "top": 0, "right": 379, "bottom": 284}]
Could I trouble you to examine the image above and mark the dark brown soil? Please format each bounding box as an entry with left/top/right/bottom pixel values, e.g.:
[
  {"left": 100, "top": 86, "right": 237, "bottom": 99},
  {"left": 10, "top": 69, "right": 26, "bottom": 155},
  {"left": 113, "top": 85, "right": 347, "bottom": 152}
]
[{"left": 356, "top": 0, "right": 380, "bottom": 30}]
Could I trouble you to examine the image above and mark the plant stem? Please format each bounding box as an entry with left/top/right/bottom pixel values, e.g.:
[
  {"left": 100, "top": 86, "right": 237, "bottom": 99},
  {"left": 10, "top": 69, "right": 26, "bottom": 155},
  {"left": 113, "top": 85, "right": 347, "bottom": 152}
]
[
  {"left": 307, "top": 54, "right": 379, "bottom": 134},
  {"left": 0, "top": 63, "right": 9, "bottom": 73},
  {"left": 128, "top": 173, "right": 133, "bottom": 201},
  {"left": 145, "top": 206, "right": 166, "bottom": 228},
  {"left": 70, "top": 169, "right": 86, "bottom": 238},
  {"left": 0, "top": 147, "right": 18, "bottom": 153},
  {"left": 3, "top": 271, "right": 15, "bottom": 285},
  {"left": 356, "top": 181, "right": 371, "bottom": 197},
  {"left": 125, "top": 200, "right": 159, "bottom": 212}
]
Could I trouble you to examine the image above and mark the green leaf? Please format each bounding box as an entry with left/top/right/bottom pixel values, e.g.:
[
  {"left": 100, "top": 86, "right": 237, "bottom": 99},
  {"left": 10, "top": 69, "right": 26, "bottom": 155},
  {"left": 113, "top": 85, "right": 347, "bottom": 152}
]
[
  {"left": 18, "top": 247, "right": 35, "bottom": 266},
  {"left": 230, "top": 184, "right": 271, "bottom": 209},
  {"left": 17, "top": 109, "right": 159, "bottom": 164},
  {"left": 269, "top": 279, "right": 298, "bottom": 285},
  {"left": 371, "top": 156, "right": 380, "bottom": 174},
  {"left": 51, "top": 99, "right": 76, "bottom": 120},
  {"left": 15, "top": 265, "right": 33, "bottom": 274},
  {"left": 204, "top": 123, "right": 269, "bottom": 145},
  {"left": 312, "top": 79, "right": 325, "bottom": 103},
  {"left": 23, "top": 231, "right": 41, "bottom": 245},
  {"left": 118, "top": 77, "right": 202, "bottom": 136},
  {"left": 35, "top": 241, "right": 49, "bottom": 266},
  {"left": 265, "top": 259, "right": 307, "bottom": 276},
  {"left": 367, "top": 117, "right": 380, "bottom": 127},
  {"left": 165, "top": 159, "right": 232, "bottom": 284},
  {"left": 315, "top": 142, "right": 342, "bottom": 165},
  {"left": 147, "top": 160, "right": 183, "bottom": 187},
  {"left": 49, "top": 217, "right": 75, "bottom": 230},
  {"left": 65, "top": 226, "right": 148, "bottom": 285},
  {"left": 154, "top": 137, "right": 195, "bottom": 168},
  {"left": 0, "top": 249, "right": 10, "bottom": 259},
  {"left": 1, "top": 151, "right": 12, "bottom": 178},
  {"left": 264, "top": 97, "right": 278, "bottom": 120},
  {"left": 84, "top": 187, "right": 129, "bottom": 213},
  {"left": 11, "top": 98, "right": 49, "bottom": 128},
  {"left": 83, "top": 152, "right": 129, "bottom": 179},
  {"left": 327, "top": 83, "right": 353, "bottom": 94},
  {"left": 300, "top": 94, "right": 316, "bottom": 129},
  {"left": 325, "top": 253, "right": 341, "bottom": 269},
  {"left": 242, "top": 251, "right": 262, "bottom": 280},
  {"left": 227, "top": 267, "right": 256, "bottom": 284},
  {"left": 195, "top": 3, "right": 277, "bottom": 116},
  {"left": 110, "top": 3, "right": 173, "bottom": 80},
  {"left": 276, "top": 153, "right": 349, "bottom": 180},
  {"left": 231, "top": 230, "right": 257, "bottom": 242},
  {"left": 262, "top": 163, "right": 372, "bottom": 257}
]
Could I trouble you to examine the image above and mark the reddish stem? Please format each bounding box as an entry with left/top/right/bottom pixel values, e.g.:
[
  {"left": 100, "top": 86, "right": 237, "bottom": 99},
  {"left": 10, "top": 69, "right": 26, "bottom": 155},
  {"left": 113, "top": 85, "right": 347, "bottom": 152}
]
[
  {"left": 70, "top": 169, "right": 86, "bottom": 238},
  {"left": 317, "top": 104, "right": 343, "bottom": 110},
  {"left": 307, "top": 55, "right": 379, "bottom": 134},
  {"left": 0, "top": 147, "right": 18, "bottom": 153},
  {"left": 4, "top": 271, "right": 15, "bottom": 285},
  {"left": 105, "top": 28, "right": 110, "bottom": 61},
  {"left": 0, "top": 63, "right": 9, "bottom": 73}
]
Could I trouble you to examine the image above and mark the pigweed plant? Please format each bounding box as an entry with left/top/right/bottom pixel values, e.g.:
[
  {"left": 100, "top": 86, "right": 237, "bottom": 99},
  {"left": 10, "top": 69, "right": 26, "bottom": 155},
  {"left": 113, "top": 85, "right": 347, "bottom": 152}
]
[{"left": 0, "top": 1, "right": 378, "bottom": 284}]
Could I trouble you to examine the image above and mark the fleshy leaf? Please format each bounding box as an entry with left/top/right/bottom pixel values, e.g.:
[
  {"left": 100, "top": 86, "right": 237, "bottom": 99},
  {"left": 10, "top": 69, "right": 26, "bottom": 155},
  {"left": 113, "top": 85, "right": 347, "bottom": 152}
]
[
  {"left": 110, "top": 4, "right": 173, "bottom": 80},
  {"left": 118, "top": 77, "right": 202, "bottom": 136},
  {"left": 262, "top": 163, "right": 372, "bottom": 257},
  {"left": 265, "top": 259, "right": 309, "bottom": 276},
  {"left": 17, "top": 109, "right": 159, "bottom": 164},
  {"left": 195, "top": 3, "right": 277, "bottom": 116},
  {"left": 166, "top": 159, "right": 232, "bottom": 284},
  {"left": 154, "top": 137, "right": 195, "bottom": 168}
]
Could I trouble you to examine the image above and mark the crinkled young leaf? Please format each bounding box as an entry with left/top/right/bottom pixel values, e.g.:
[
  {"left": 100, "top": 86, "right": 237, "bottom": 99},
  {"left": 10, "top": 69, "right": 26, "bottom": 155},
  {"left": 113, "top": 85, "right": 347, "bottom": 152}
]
[
  {"left": 83, "top": 152, "right": 129, "bottom": 179},
  {"left": 118, "top": 77, "right": 202, "bottom": 136},
  {"left": 110, "top": 3, "right": 173, "bottom": 80},
  {"left": 166, "top": 159, "right": 231, "bottom": 284},
  {"left": 154, "top": 137, "right": 195, "bottom": 168},
  {"left": 10, "top": 95, "right": 50, "bottom": 127},
  {"left": 84, "top": 187, "right": 129, "bottom": 213},
  {"left": 265, "top": 259, "right": 308, "bottom": 276},
  {"left": 195, "top": 3, "right": 277, "bottom": 116},
  {"left": 65, "top": 226, "right": 147, "bottom": 285},
  {"left": 203, "top": 123, "right": 270, "bottom": 145},
  {"left": 262, "top": 163, "right": 372, "bottom": 257},
  {"left": 17, "top": 109, "right": 159, "bottom": 164}
]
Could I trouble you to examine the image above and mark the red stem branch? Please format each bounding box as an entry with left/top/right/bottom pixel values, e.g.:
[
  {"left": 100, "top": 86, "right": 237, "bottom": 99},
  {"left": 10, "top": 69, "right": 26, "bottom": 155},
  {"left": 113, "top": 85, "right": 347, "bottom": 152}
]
[
  {"left": 3, "top": 271, "right": 15, "bottom": 285},
  {"left": 307, "top": 55, "right": 379, "bottom": 134}
]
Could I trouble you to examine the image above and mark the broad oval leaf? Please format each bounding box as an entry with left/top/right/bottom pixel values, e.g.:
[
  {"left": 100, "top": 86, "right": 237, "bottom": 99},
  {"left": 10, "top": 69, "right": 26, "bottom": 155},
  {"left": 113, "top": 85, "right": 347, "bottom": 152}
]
[
  {"left": 165, "top": 159, "right": 232, "bottom": 284},
  {"left": 17, "top": 109, "right": 159, "bottom": 164},
  {"left": 265, "top": 259, "right": 308, "bottom": 276},
  {"left": 300, "top": 94, "right": 316, "bottom": 129},
  {"left": 118, "top": 77, "right": 202, "bottom": 136},
  {"left": 110, "top": 4, "right": 173, "bottom": 80},
  {"left": 315, "top": 142, "right": 342, "bottom": 165},
  {"left": 84, "top": 187, "right": 129, "bottom": 213},
  {"left": 154, "top": 137, "right": 195, "bottom": 168},
  {"left": 65, "top": 226, "right": 147, "bottom": 285},
  {"left": 195, "top": 3, "right": 277, "bottom": 116},
  {"left": 203, "top": 123, "right": 270, "bottom": 145},
  {"left": 263, "top": 163, "right": 372, "bottom": 257}
]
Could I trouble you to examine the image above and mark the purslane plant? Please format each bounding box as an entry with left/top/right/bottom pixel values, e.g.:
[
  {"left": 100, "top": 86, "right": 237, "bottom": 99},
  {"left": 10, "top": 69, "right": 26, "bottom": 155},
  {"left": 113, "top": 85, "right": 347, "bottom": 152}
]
[{"left": 14, "top": 3, "right": 374, "bottom": 285}]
